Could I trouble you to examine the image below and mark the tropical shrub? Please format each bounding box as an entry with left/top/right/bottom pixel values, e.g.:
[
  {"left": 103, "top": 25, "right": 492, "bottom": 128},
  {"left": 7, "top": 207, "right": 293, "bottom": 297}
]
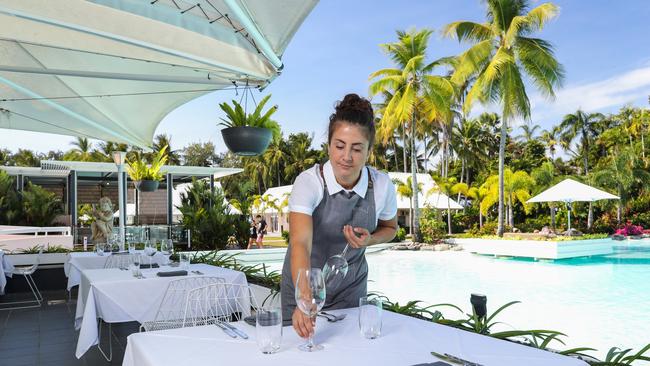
[
  {"left": 615, "top": 222, "right": 644, "bottom": 237},
  {"left": 281, "top": 230, "right": 290, "bottom": 244},
  {"left": 177, "top": 179, "right": 238, "bottom": 250},
  {"left": 420, "top": 218, "right": 447, "bottom": 243},
  {"left": 21, "top": 182, "right": 63, "bottom": 226},
  {"left": 0, "top": 170, "right": 22, "bottom": 225},
  {"left": 392, "top": 226, "right": 406, "bottom": 242}
]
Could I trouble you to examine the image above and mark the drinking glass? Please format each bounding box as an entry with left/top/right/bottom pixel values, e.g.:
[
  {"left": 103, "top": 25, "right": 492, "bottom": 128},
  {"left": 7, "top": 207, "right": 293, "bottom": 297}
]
[
  {"left": 359, "top": 296, "right": 382, "bottom": 339},
  {"left": 128, "top": 241, "right": 136, "bottom": 254},
  {"left": 130, "top": 254, "right": 141, "bottom": 278},
  {"left": 256, "top": 307, "right": 282, "bottom": 354},
  {"left": 294, "top": 268, "right": 326, "bottom": 352},
  {"left": 160, "top": 239, "right": 173, "bottom": 265},
  {"left": 95, "top": 243, "right": 105, "bottom": 256},
  {"left": 179, "top": 252, "right": 191, "bottom": 271}
]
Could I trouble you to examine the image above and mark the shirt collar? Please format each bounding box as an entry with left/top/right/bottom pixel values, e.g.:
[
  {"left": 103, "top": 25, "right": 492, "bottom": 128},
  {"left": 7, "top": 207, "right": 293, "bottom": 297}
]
[{"left": 323, "top": 160, "right": 368, "bottom": 198}]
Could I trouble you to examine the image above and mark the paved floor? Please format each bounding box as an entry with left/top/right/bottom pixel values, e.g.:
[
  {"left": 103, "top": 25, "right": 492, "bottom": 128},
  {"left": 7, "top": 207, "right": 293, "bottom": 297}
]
[{"left": 0, "top": 290, "right": 138, "bottom": 366}]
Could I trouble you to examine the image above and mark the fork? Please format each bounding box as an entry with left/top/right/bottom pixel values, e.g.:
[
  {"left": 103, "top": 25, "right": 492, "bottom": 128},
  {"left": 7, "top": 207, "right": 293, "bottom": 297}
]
[{"left": 318, "top": 312, "right": 347, "bottom": 322}]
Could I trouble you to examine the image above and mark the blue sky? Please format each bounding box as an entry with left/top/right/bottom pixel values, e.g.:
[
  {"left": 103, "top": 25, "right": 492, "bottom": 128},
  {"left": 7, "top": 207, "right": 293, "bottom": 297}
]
[{"left": 2, "top": 0, "right": 650, "bottom": 155}]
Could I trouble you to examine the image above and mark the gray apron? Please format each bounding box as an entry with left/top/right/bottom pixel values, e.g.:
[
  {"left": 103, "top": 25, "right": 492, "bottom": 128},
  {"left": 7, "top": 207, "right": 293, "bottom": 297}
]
[{"left": 281, "top": 164, "right": 377, "bottom": 323}]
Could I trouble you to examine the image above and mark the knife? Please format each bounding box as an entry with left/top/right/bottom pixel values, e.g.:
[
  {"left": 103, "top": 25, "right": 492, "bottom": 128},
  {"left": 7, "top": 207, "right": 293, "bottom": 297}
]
[
  {"left": 430, "top": 351, "right": 483, "bottom": 366},
  {"left": 215, "top": 321, "right": 237, "bottom": 338},
  {"left": 222, "top": 322, "right": 249, "bottom": 339}
]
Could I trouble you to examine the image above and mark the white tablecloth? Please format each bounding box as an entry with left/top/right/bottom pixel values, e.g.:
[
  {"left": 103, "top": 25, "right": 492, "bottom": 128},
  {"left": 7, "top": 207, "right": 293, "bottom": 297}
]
[
  {"left": 123, "top": 307, "right": 588, "bottom": 366},
  {"left": 74, "top": 263, "right": 248, "bottom": 358},
  {"left": 65, "top": 251, "right": 166, "bottom": 290},
  {"left": 0, "top": 250, "right": 15, "bottom": 294}
]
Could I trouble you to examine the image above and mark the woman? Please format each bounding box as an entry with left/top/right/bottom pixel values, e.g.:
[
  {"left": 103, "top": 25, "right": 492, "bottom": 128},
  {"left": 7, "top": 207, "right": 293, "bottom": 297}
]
[
  {"left": 280, "top": 94, "right": 398, "bottom": 338},
  {"left": 246, "top": 216, "right": 258, "bottom": 250}
]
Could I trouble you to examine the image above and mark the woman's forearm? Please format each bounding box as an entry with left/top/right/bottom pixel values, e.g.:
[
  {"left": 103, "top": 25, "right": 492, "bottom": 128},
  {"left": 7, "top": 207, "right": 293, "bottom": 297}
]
[{"left": 369, "top": 219, "right": 398, "bottom": 245}]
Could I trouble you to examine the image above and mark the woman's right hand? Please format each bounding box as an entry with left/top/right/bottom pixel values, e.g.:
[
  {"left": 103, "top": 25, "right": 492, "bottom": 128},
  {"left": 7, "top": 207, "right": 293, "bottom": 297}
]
[{"left": 292, "top": 307, "right": 314, "bottom": 339}]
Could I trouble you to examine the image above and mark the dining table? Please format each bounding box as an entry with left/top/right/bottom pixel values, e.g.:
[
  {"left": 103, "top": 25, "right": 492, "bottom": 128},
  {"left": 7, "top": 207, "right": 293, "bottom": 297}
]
[
  {"left": 122, "top": 306, "right": 589, "bottom": 366},
  {"left": 74, "top": 262, "right": 248, "bottom": 358}
]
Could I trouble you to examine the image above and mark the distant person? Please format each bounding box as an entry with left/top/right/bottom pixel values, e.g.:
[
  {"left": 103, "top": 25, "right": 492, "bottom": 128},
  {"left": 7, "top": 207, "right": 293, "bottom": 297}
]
[
  {"left": 256, "top": 214, "right": 267, "bottom": 249},
  {"left": 247, "top": 216, "right": 258, "bottom": 249}
]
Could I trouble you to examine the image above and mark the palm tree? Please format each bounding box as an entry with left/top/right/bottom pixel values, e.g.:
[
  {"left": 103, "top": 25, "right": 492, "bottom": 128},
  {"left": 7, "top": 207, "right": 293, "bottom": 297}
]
[
  {"left": 558, "top": 110, "right": 604, "bottom": 175},
  {"left": 429, "top": 176, "right": 467, "bottom": 234},
  {"left": 393, "top": 176, "right": 422, "bottom": 234},
  {"left": 518, "top": 123, "right": 540, "bottom": 142},
  {"left": 594, "top": 148, "right": 650, "bottom": 224},
  {"left": 263, "top": 140, "right": 286, "bottom": 187},
  {"left": 540, "top": 127, "right": 560, "bottom": 160},
  {"left": 558, "top": 110, "right": 605, "bottom": 228},
  {"left": 531, "top": 161, "right": 559, "bottom": 230},
  {"left": 467, "top": 185, "right": 489, "bottom": 228},
  {"left": 369, "top": 29, "right": 455, "bottom": 241},
  {"left": 444, "top": 0, "right": 564, "bottom": 236},
  {"left": 153, "top": 134, "right": 181, "bottom": 165},
  {"left": 66, "top": 137, "right": 96, "bottom": 161},
  {"left": 283, "top": 140, "right": 316, "bottom": 184},
  {"left": 481, "top": 168, "right": 535, "bottom": 229}
]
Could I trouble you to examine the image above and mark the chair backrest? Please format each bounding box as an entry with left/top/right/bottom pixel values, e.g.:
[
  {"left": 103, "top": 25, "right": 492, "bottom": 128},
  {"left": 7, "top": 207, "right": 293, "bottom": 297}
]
[
  {"left": 103, "top": 253, "right": 136, "bottom": 269},
  {"left": 149, "top": 276, "right": 226, "bottom": 330},
  {"left": 183, "top": 282, "right": 257, "bottom": 327}
]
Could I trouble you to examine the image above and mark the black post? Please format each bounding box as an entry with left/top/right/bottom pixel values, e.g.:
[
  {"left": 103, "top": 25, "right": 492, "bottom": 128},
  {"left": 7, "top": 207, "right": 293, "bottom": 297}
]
[
  {"left": 69, "top": 170, "right": 78, "bottom": 242},
  {"left": 16, "top": 174, "right": 24, "bottom": 192},
  {"left": 209, "top": 174, "right": 215, "bottom": 209},
  {"left": 166, "top": 173, "right": 173, "bottom": 239},
  {"left": 470, "top": 293, "right": 487, "bottom": 321}
]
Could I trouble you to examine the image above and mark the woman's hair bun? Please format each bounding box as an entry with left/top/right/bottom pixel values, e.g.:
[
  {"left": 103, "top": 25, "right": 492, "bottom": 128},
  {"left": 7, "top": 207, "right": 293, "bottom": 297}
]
[{"left": 336, "top": 94, "right": 373, "bottom": 116}]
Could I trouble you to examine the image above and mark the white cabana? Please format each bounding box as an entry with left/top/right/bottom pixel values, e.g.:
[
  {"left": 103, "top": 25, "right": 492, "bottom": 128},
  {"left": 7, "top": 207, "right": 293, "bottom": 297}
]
[
  {"left": 527, "top": 179, "right": 619, "bottom": 232},
  {"left": 388, "top": 172, "right": 462, "bottom": 210},
  {"left": 0, "top": 0, "right": 317, "bottom": 147}
]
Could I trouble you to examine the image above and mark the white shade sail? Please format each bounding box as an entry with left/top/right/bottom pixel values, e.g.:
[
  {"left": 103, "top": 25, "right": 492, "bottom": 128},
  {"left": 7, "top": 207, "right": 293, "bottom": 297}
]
[
  {"left": 0, "top": 0, "right": 317, "bottom": 147},
  {"left": 528, "top": 179, "right": 619, "bottom": 204}
]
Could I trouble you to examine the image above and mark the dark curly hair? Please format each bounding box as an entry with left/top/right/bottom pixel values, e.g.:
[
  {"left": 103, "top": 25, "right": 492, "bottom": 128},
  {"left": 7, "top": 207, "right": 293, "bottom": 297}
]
[{"left": 328, "top": 93, "right": 375, "bottom": 148}]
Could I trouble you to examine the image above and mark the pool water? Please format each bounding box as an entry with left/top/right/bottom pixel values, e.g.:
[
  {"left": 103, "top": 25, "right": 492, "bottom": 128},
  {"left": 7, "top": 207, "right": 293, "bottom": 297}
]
[{"left": 365, "top": 243, "right": 650, "bottom": 356}]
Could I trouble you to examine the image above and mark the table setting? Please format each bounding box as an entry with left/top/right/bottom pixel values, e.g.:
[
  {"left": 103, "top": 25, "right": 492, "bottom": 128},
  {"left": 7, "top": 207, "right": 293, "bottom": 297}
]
[{"left": 74, "top": 261, "right": 248, "bottom": 358}]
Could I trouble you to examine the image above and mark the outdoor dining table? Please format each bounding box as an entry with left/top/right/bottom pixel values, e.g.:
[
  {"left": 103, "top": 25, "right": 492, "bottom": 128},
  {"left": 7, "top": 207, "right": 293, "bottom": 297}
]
[
  {"left": 64, "top": 251, "right": 167, "bottom": 290},
  {"left": 74, "top": 263, "right": 248, "bottom": 358},
  {"left": 122, "top": 307, "right": 588, "bottom": 366},
  {"left": 0, "top": 250, "right": 15, "bottom": 294}
]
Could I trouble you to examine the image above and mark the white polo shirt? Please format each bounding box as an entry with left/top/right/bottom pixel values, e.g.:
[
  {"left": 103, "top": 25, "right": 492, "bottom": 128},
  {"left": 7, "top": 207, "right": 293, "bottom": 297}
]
[{"left": 288, "top": 161, "right": 398, "bottom": 222}]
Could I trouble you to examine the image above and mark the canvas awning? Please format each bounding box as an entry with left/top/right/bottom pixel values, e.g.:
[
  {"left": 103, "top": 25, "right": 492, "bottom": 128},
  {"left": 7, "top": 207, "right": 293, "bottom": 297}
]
[{"left": 0, "top": 0, "right": 317, "bottom": 147}]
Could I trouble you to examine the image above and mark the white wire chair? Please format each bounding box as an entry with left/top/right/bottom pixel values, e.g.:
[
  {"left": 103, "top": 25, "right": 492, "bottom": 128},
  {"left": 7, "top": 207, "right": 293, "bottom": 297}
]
[
  {"left": 103, "top": 253, "right": 138, "bottom": 269},
  {"left": 182, "top": 282, "right": 258, "bottom": 328},
  {"left": 0, "top": 248, "right": 43, "bottom": 310},
  {"left": 140, "top": 276, "right": 226, "bottom": 332}
]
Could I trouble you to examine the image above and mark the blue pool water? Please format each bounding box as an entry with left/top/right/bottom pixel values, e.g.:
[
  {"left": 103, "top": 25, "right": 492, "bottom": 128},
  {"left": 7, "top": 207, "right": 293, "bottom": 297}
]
[{"left": 365, "top": 242, "right": 650, "bottom": 357}]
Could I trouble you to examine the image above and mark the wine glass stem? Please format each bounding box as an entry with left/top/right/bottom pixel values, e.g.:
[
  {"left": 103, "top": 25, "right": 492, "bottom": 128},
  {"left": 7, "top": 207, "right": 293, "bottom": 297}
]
[{"left": 307, "top": 315, "right": 316, "bottom": 348}]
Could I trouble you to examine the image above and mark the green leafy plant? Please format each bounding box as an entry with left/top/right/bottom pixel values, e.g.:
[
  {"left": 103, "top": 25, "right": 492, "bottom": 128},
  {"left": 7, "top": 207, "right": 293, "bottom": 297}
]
[
  {"left": 218, "top": 94, "right": 281, "bottom": 142},
  {"left": 368, "top": 292, "right": 463, "bottom": 322},
  {"left": 126, "top": 145, "right": 168, "bottom": 181},
  {"left": 22, "top": 182, "right": 63, "bottom": 226},
  {"left": 281, "top": 230, "right": 290, "bottom": 244},
  {"left": 392, "top": 226, "right": 406, "bottom": 242}
]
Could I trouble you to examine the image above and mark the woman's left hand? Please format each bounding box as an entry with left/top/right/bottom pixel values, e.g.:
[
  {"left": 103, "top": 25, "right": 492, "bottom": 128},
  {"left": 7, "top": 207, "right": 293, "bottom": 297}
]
[{"left": 343, "top": 225, "right": 372, "bottom": 248}]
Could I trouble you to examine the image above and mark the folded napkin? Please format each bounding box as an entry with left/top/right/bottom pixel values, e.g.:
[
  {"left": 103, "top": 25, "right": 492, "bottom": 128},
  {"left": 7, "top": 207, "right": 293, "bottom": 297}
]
[
  {"left": 156, "top": 270, "right": 188, "bottom": 277},
  {"left": 139, "top": 263, "right": 159, "bottom": 269}
]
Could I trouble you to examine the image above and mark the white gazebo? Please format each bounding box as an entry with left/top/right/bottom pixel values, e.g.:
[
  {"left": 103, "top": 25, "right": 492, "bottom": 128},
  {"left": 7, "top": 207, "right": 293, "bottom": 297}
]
[{"left": 527, "top": 179, "right": 619, "bottom": 232}]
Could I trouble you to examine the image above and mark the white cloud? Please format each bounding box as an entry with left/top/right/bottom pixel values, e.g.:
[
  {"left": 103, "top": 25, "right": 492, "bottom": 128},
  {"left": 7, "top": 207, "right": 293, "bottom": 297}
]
[{"left": 530, "top": 64, "right": 650, "bottom": 124}]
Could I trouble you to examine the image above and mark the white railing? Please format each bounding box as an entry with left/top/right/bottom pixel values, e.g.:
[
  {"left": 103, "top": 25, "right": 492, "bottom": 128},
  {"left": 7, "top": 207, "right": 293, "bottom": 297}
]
[{"left": 0, "top": 226, "right": 71, "bottom": 236}]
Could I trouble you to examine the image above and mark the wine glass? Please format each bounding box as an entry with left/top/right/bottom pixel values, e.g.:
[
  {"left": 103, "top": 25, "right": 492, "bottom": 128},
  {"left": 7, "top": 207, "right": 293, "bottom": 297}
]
[
  {"left": 322, "top": 243, "right": 350, "bottom": 291},
  {"left": 160, "top": 239, "right": 173, "bottom": 265},
  {"left": 294, "top": 268, "right": 326, "bottom": 352}
]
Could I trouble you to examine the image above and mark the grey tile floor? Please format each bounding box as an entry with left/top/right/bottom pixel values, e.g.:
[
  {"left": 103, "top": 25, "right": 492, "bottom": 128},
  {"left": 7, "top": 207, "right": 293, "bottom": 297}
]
[{"left": 0, "top": 290, "right": 138, "bottom": 366}]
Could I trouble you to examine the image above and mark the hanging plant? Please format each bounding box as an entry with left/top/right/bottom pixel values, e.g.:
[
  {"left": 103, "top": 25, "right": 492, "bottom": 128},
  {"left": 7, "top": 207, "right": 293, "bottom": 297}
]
[
  {"left": 126, "top": 146, "right": 168, "bottom": 192},
  {"left": 219, "top": 94, "right": 281, "bottom": 156}
]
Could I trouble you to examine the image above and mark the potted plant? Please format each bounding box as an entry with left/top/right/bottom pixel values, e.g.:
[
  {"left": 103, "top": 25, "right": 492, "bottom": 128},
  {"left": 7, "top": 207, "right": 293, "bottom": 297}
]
[
  {"left": 126, "top": 146, "right": 168, "bottom": 192},
  {"left": 219, "top": 94, "right": 281, "bottom": 156}
]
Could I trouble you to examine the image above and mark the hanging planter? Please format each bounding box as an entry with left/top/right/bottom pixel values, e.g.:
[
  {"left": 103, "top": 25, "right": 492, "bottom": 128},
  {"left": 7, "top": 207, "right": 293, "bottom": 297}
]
[
  {"left": 133, "top": 180, "right": 159, "bottom": 192},
  {"left": 221, "top": 126, "right": 273, "bottom": 156},
  {"left": 218, "top": 94, "right": 281, "bottom": 156},
  {"left": 127, "top": 146, "right": 168, "bottom": 192}
]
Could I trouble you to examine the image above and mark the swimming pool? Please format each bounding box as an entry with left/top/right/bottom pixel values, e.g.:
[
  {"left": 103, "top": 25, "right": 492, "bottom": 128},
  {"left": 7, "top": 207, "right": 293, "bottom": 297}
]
[{"left": 365, "top": 242, "right": 650, "bottom": 356}]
